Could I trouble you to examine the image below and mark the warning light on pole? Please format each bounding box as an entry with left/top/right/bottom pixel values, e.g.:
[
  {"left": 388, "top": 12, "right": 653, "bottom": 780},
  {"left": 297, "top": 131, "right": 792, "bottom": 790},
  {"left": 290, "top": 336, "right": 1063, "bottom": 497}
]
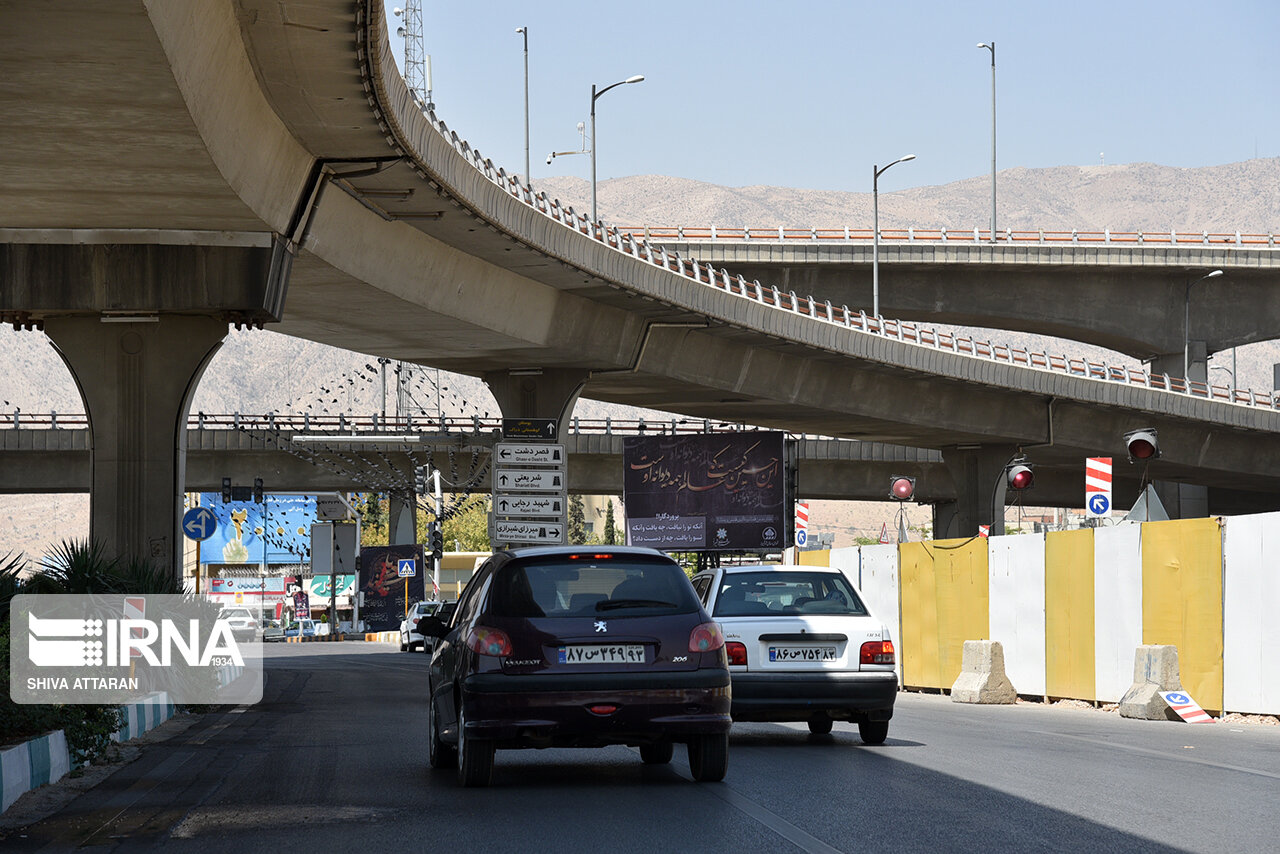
[
  {"left": 1124, "top": 428, "right": 1160, "bottom": 463},
  {"left": 889, "top": 475, "right": 916, "bottom": 501},
  {"left": 1006, "top": 458, "right": 1034, "bottom": 491}
]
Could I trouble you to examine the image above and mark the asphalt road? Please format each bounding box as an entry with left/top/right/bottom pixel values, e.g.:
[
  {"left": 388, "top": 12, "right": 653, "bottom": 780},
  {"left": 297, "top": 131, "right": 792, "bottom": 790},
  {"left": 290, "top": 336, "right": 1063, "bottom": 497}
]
[{"left": 5, "top": 643, "right": 1279, "bottom": 853}]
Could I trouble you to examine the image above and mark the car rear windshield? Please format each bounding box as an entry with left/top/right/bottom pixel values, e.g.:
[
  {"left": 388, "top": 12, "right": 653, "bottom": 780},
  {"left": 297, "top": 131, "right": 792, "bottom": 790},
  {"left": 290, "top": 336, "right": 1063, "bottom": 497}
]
[
  {"left": 714, "top": 571, "right": 868, "bottom": 617},
  {"left": 489, "top": 556, "right": 702, "bottom": 618}
]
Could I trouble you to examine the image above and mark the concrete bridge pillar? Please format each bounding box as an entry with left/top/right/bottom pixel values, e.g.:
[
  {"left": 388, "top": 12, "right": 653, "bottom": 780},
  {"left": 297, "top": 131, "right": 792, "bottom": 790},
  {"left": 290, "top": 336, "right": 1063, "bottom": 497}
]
[
  {"left": 483, "top": 368, "right": 590, "bottom": 438},
  {"left": 939, "top": 444, "right": 1020, "bottom": 539},
  {"left": 1143, "top": 350, "right": 1210, "bottom": 520},
  {"left": 43, "top": 315, "right": 227, "bottom": 573},
  {"left": 388, "top": 494, "right": 417, "bottom": 545}
]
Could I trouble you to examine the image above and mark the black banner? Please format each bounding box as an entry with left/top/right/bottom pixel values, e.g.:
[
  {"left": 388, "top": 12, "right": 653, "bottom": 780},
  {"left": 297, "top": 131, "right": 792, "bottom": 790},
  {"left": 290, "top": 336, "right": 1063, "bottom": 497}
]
[
  {"left": 358, "top": 544, "right": 426, "bottom": 632},
  {"left": 623, "top": 432, "right": 788, "bottom": 552}
]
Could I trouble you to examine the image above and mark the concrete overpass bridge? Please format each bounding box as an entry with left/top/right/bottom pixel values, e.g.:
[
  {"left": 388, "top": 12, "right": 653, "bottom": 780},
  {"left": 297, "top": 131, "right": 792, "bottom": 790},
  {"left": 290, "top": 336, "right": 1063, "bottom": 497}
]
[
  {"left": 619, "top": 226, "right": 1280, "bottom": 370},
  {"left": 8, "top": 413, "right": 1264, "bottom": 517},
  {"left": 2, "top": 1, "right": 1279, "bottom": 571}
]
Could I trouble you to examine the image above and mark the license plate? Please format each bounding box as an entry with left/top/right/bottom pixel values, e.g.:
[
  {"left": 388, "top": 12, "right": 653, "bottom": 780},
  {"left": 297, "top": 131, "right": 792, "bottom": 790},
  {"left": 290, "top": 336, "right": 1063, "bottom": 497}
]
[
  {"left": 769, "top": 645, "right": 837, "bottom": 662},
  {"left": 558, "top": 644, "right": 646, "bottom": 664}
]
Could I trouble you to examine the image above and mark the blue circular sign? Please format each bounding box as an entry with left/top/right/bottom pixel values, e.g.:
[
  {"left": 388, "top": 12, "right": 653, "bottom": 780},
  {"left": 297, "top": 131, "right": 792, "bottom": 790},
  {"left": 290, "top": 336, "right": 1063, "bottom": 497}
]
[
  {"left": 1165, "top": 692, "right": 1189, "bottom": 705},
  {"left": 1088, "top": 494, "right": 1110, "bottom": 515},
  {"left": 795, "top": 529, "right": 808, "bottom": 547},
  {"left": 182, "top": 506, "right": 218, "bottom": 541}
]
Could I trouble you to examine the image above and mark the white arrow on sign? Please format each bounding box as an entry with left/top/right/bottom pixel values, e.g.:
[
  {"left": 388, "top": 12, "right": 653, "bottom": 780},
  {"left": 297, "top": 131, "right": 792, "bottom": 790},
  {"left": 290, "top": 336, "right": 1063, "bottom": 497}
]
[
  {"left": 494, "top": 469, "right": 564, "bottom": 492},
  {"left": 494, "top": 494, "right": 564, "bottom": 518}
]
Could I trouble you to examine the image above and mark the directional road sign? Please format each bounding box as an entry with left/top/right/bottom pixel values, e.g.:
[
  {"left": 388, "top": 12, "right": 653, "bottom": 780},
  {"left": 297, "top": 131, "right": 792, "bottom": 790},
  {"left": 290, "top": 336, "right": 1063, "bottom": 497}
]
[
  {"left": 182, "top": 506, "right": 218, "bottom": 541},
  {"left": 492, "top": 519, "right": 565, "bottom": 545},
  {"left": 494, "top": 468, "right": 565, "bottom": 492},
  {"left": 494, "top": 494, "right": 565, "bottom": 518},
  {"left": 495, "top": 443, "right": 565, "bottom": 466},
  {"left": 397, "top": 558, "right": 417, "bottom": 578},
  {"left": 502, "top": 418, "right": 558, "bottom": 440}
]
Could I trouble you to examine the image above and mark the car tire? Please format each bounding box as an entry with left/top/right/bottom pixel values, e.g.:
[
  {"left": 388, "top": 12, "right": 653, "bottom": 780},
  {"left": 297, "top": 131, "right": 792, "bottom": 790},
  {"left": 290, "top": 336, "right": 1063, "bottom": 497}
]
[
  {"left": 399, "top": 633, "right": 408, "bottom": 652},
  {"left": 687, "top": 733, "right": 728, "bottom": 782},
  {"left": 456, "top": 704, "right": 494, "bottom": 787},
  {"left": 427, "top": 692, "right": 457, "bottom": 770},
  {"left": 807, "top": 714, "right": 833, "bottom": 735},
  {"left": 858, "top": 720, "right": 889, "bottom": 745},
  {"left": 639, "top": 741, "right": 673, "bottom": 764}
]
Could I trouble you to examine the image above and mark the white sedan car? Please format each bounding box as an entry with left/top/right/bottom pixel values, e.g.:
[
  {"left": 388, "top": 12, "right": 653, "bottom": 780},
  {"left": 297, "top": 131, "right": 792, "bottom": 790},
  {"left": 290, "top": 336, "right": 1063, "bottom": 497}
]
[{"left": 691, "top": 564, "right": 897, "bottom": 744}]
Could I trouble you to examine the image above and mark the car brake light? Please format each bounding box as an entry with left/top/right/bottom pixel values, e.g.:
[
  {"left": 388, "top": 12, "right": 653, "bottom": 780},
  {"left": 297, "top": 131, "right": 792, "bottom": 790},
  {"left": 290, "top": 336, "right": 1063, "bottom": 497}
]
[
  {"left": 587, "top": 704, "right": 619, "bottom": 716},
  {"left": 689, "top": 622, "right": 725, "bottom": 653},
  {"left": 466, "top": 626, "right": 513, "bottom": 656},
  {"left": 725, "top": 641, "right": 747, "bottom": 666},
  {"left": 569, "top": 553, "right": 614, "bottom": 560},
  {"left": 860, "top": 640, "right": 895, "bottom": 665}
]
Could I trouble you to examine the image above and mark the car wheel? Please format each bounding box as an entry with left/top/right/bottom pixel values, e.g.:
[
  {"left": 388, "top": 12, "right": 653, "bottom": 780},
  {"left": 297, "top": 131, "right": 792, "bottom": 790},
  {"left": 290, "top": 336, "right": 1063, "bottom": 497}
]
[
  {"left": 639, "top": 741, "right": 673, "bottom": 764},
  {"left": 807, "top": 714, "right": 833, "bottom": 735},
  {"left": 399, "top": 632, "right": 408, "bottom": 652},
  {"left": 428, "top": 692, "right": 456, "bottom": 770},
  {"left": 687, "top": 733, "right": 728, "bottom": 782},
  {"left": 456, "top": 704, "right": 494, "bottom": 787},
  {"left": 858, "top": 720, "right": 889, "bottom": 745}
]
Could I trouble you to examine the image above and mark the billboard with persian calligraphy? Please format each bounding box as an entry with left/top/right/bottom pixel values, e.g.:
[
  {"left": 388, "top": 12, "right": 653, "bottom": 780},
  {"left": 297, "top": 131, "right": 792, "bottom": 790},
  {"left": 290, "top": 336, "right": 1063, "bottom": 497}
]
[{"left": 622, "top": 432, "right": 788, "bottom": 552}]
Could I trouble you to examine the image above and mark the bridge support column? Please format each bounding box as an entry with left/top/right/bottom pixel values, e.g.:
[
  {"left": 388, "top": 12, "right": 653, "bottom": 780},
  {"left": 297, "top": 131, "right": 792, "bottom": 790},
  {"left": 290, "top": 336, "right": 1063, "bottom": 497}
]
[
  {"left": 43, "top": 315, "right": 227, "bottom": 574},
  {"left": 1141, "top": 350, "right": 1210, "bottom": 520},
  {"left": 483, "top": 369, "right": 590, "bottom": 439},
  {"left": 388, "top": 494, "right": 417, "bottom": 545},
  {"left": 940, "top": 445, "right": 1020, "bottom": 539}
]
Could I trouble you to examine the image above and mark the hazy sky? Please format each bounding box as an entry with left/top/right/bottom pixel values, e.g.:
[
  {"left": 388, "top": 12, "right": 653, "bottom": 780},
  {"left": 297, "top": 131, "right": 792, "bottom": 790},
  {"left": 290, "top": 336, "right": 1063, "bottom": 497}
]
[{"left": 386, "top": 1, "right": 1278, "bottom": 194}]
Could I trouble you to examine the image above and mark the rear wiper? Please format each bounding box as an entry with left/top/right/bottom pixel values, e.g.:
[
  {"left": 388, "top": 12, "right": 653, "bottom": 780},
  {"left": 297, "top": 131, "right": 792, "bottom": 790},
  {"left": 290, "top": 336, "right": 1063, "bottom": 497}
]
[{"left": 597, "top": 598, "right": 678, "bottom": 611}]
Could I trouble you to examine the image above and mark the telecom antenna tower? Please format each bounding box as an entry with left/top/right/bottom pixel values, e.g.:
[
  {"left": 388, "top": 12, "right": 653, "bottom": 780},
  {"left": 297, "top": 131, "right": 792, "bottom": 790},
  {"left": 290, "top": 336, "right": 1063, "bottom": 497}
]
[{"left": 393, "top": 4, "right": 432, "bottom": 110}]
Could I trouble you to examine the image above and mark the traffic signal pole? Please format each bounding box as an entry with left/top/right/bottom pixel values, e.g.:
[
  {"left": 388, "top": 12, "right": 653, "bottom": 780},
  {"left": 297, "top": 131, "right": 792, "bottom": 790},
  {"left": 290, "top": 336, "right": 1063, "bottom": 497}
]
[{"left": 433, "top": 469, "right": 443, "bottom": 600}]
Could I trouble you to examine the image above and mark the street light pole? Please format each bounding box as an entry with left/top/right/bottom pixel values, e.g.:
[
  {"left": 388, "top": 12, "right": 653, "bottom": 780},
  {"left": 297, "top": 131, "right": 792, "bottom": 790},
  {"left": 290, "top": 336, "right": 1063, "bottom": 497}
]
[
  {"left": 1184, "top": 269, "right": 1224, "bottom": 383},
  {"left": 516, "top": 27, "right": 529, "bottom": 184},
  {"left": 977, "top": 42, "right": 996, "bottom": 240},
  {"left": 872, "top": 154, "right": 916, "bottom": 318},
  {"left": 590, "top": 74, "right": 644, "bottom": 227}
]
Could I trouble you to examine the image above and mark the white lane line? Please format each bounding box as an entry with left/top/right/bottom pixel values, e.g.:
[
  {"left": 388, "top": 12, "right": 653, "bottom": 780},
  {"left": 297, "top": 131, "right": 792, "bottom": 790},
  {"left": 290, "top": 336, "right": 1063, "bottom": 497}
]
[{"left": 1038, "top": 731, "right": 1280, "bottom": 782}]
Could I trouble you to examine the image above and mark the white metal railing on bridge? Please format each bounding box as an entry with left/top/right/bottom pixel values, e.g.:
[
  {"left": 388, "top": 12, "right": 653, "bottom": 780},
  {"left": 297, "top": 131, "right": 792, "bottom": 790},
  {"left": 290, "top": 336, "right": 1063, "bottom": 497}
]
[
  {"left": 378, "top": 89, "right": 1280, "bottom": 414},
  {"left": 612, "top": 225, "right": 1279, "bottom": 248},
  {"left": 0, "top": 413, "right": 811, "bottom": 437}
]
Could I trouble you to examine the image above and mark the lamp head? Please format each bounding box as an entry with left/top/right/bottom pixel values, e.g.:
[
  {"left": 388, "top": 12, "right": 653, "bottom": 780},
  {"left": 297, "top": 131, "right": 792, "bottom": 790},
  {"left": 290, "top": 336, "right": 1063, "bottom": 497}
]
[
  {"left": 515, "top": 27, "right": 525, "bottom": 33},
  {"left": 625, "top": 75, "right": 645, "bottom": 84}
]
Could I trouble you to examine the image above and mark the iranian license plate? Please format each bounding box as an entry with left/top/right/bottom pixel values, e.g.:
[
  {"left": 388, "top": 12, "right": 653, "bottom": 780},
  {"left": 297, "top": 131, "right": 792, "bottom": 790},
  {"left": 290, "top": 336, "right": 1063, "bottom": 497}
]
[
  {"left": 558, "top": 644, "right": 646, "bottom": 664},
  {"left": 769, "top": 645, "right": 837, "bottom": 662}
]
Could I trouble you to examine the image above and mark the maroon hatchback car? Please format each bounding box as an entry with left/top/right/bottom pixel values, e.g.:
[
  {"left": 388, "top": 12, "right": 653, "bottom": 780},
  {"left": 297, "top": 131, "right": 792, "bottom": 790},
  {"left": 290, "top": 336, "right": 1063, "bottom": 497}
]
[{"left": 420, "top": 547, "right": 732, "bottom": 787}]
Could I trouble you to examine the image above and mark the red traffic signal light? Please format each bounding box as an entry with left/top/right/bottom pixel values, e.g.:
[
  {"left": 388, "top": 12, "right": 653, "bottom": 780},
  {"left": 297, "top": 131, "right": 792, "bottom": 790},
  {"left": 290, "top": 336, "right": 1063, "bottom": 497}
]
[
  {"left": 889, "top": 475, "right": 916, "bottom": 501},
  {"left": 1006, "top": 460, "right": 1034, "bottom": 491},
  {"left": 1125, "top": 428, "right": 1160, "bottom": 463}
]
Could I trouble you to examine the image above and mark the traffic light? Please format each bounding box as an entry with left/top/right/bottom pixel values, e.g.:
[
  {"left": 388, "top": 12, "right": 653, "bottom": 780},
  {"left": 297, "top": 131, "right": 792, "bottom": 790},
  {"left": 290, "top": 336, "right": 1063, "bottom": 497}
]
[
  {"left": 429, "top": 523, "right": 444, "bottom": 562},
  {"left": 1125, "top": 428, "right": 1160, "bottom": 463},
  {"left": 222, "top": 477, "right": 232, "bottom": 504},
  {"left": 888, "top": 475, "right": 916, "bottom": 501},
  {"left": 1006, "top": 458, "right": 1034, "bottom": 491},
  {"left": 253, "top": 477, "right": 264, "bottom": 504},
  {"left": 414, "top": 467, "right": 428, "bottom": 495}
]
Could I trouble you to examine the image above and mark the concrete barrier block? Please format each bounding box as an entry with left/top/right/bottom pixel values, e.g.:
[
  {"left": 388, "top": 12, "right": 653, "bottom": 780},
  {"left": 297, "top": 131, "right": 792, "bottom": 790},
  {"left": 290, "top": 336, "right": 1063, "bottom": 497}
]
[
  {"left": 951, "top": 640, "right": 1018, "bottom": 704},
  {"left": 1119, "top": 645, "right": 1182, "bottom": 721}
]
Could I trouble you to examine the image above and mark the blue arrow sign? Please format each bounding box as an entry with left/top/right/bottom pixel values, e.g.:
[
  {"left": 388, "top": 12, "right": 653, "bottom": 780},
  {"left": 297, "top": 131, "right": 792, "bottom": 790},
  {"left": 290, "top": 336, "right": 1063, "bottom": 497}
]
[
  {"left": 182, "top": 506, "right": 218, "bottom": 541},
  {"left": 1088, "top": 494, "right": 1110, "bottom": 516}
]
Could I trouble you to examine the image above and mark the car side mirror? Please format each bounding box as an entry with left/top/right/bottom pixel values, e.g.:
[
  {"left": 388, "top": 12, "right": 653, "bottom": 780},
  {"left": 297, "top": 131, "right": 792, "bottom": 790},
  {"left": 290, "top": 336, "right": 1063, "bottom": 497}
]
[{"left": 417, "top": 615, "right": 449, "bottom": 639}]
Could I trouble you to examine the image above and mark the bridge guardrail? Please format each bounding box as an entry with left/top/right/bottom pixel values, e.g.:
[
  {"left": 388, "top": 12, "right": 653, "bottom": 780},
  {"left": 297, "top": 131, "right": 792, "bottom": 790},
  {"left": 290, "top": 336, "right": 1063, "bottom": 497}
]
[
  {"left": 610, "top": 225, "right": 1278, "bottom": 247},
  {"left": 407, "top": 104, "right": 1279, "bottom": 415}
]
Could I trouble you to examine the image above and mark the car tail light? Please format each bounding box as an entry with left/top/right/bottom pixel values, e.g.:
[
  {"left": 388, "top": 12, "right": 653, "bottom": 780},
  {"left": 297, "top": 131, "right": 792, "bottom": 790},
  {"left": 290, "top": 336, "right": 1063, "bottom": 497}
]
[
  {"left": 587, "top": 704, "right": 619, "bottom": 716},
  {"left": 689, "top": 622, "right": 725, "bottom": 653},
  {"left": 725, "top": 641, "right": 747, "bottom": 666},
  {"left": 466, "top": 626, "right": 513, "bottom": 656},
  {"left": 413, "top": 618, "right": 421, "bottom": 626},
  {"left": 860, "top": 640, "right": 895, "bottom": 665}
]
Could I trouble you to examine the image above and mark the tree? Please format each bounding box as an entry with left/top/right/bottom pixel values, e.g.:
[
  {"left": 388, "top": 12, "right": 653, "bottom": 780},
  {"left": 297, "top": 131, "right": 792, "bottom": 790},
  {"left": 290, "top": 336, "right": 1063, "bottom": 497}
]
[
  {"left": 603, "top": 500, "right": 617, "bottom": 546},
  {"left": 568, "top": 495, "right": 586, "bottom": 545},
  {"left": 443, "top": 497, "right": 492, "bottom": 552}
]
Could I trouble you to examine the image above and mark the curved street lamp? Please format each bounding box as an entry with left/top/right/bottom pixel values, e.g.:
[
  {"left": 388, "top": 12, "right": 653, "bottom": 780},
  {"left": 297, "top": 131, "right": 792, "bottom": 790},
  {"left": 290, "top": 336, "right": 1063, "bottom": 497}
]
[
  {"left": 872, "top": 154, "right": 916, "bottom": 318},
  {"left": 516, "top": 27, "right": 530, "bottom": 183},
  {"left": 977, "top": 41, "right": 996, "bottom": 240},
  {"left": 1184, "top": 269, "right": 1223, "bottom": 383},
  {"left": 590, "top": 75, "right": 644, "bottom": 226}
]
